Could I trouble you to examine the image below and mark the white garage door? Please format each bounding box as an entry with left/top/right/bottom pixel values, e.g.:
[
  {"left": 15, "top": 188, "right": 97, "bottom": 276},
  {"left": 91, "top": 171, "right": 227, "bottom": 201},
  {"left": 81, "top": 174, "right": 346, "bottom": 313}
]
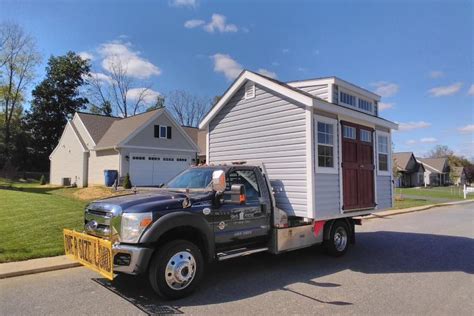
[{"left": 129, "top": 153, "right": 192, "bottom": 186}]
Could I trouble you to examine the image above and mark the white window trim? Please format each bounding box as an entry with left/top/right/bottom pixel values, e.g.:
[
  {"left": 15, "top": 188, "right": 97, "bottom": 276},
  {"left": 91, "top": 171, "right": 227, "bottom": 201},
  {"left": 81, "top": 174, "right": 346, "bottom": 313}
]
[
  {"left": 314, "top": 116, "right": 338, "bottom": 174},
  {"left": 159, "top": 125, "right": 169, "bottom": 139},
  {"left": 376, "top": 130, "right": 391, "bottom": 176},
  {"left": 244, "top": 82, "right": 255, "bottom": 100}
]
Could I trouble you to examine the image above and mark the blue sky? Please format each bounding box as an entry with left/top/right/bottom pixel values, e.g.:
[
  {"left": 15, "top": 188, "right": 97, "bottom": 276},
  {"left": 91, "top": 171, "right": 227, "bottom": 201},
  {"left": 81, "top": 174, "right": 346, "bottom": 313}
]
[{"left": 1, "top": 0, "right": 473, "bottom": 158}]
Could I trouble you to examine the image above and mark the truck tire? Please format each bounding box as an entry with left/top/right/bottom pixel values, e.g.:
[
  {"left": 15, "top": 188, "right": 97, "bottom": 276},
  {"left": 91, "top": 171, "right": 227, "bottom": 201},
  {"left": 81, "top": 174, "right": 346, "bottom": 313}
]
[
  {"left": 324, "top": 220, "right": 350, "bottom": 257},
  {"left": 148, "top": 240, "right": 204, "bottom": 300}
]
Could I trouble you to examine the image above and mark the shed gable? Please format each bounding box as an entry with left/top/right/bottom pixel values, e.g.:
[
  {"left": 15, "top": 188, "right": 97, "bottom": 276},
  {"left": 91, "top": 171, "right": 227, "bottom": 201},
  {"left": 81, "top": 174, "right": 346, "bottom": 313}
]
[{"left": 208, "top": 82, "right": 309, "bottom": 217}]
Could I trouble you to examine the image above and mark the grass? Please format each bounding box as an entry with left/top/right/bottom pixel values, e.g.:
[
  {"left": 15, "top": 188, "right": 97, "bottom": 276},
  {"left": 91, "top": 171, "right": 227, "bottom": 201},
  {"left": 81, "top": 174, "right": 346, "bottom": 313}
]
[
  {"left": 0, "top": 179, "right": 123, "bottom": 263},
  {"left": 396, "top": 186, "right": 472, "bottom": 201},
  {"left": 392, "top": 198, "right": 433, "bottom": 209}
]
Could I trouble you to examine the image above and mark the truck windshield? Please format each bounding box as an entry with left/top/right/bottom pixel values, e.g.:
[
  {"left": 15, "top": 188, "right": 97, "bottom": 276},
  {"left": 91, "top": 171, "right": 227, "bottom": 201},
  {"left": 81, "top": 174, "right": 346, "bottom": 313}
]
[{"left": 166, "top": 168, "right": 215, "bottom": 189}]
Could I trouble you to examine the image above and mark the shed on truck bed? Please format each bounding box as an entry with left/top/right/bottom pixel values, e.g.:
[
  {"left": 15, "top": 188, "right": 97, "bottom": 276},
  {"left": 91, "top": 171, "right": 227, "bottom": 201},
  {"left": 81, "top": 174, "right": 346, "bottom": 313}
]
[{"left": 199, "top": 70, "right": 398, "bottom": 220}]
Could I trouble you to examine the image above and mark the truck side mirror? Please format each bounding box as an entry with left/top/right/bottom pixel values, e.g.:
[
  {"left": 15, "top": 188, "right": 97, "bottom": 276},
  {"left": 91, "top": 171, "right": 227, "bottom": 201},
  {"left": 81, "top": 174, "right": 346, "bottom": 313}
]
[
  {"left": 211, "top": 170, "right": 226, "bottom": 193},
  {"left": 229, "top": 184, "right": 246, "bottom": 204}
]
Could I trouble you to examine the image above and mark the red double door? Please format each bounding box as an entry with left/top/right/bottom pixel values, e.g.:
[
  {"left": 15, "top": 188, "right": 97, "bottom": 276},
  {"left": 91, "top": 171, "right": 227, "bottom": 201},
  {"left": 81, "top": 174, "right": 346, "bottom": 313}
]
[{"left": 341, "top": 121, "right": 375, "bottom": 211}]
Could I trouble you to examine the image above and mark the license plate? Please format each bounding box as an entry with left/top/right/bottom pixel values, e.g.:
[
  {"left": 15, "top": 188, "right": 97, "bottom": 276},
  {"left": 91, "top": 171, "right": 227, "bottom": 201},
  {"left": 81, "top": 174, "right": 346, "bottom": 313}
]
[{"left": 63, "top": 229, "right": 114, "bottom": 280}]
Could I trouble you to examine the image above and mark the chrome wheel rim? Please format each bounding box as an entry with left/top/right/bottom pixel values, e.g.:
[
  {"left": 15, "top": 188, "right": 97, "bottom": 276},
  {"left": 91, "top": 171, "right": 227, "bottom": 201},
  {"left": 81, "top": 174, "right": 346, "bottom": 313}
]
[
  {"left": 334, "top": 227, "right": 348, "bottom": 252},
  {"left": 165, "top": 251, "right": 196, "bottom": 290}
]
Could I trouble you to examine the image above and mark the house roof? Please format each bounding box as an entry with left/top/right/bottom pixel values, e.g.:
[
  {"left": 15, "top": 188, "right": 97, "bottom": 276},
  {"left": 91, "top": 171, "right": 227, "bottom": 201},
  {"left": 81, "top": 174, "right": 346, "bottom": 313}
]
[
  {"left": 198, "top": 70, "right": 398, "bottom": 130},
  {"left": 95, "top": 108, "right": 165, "bottom": 149},
  {"left": 393, "top": 152, "right": 414, "bottom": 171},
  {"left": 76, "top": 112, "right": 120, "bottom": 144},
  {"left": 181, "top": 126, "right": 206, "bottom": 156},
  {"left": 418, "top": 158, "right": 448, "bottom": 173}
]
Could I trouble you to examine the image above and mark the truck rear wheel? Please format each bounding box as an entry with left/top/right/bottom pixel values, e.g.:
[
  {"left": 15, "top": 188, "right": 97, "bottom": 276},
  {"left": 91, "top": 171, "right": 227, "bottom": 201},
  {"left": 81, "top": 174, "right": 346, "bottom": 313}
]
[
  {"left": 148, "top": 240, "right": 204, "bottom": 300},
  {"left": 324, "top": 220, "right": 350, "bottom": 257}
]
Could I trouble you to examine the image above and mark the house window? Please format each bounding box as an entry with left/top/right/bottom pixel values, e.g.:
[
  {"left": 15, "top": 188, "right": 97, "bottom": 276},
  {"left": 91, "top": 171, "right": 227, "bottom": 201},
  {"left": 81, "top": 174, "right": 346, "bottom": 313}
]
[
  {"left": 340, "top": 91, "right": 356, "bottom": 106},
  {"left": 343, "top": 126, "right": 356, "bottom": 139},
  {"left": 358, "top": 99, "right": 373, "bottom": 112},
  {"left": 244, "top": 82, "right": 255, "bottom": 99},
  {"left": 314, "top": 117, "right": 338, "bottom": 174},
  {"left": 154, "top": 125, "right": 172, "bottom": 139},
  {"left": 377, "top": 132, "right": 390, "bottom": 175},
  {"left": 360, "top": 129, "right": 372, "bottom": 143}
]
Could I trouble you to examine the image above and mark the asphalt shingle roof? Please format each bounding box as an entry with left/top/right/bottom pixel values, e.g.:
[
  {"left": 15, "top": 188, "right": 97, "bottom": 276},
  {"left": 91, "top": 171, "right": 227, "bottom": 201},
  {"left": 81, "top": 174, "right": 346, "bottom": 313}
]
[
  {"left": 76, "top": 112, "right": 120, "bottom": 144},
  {"left": 418, "top": 158, "right": 448, "bottom": 173}
]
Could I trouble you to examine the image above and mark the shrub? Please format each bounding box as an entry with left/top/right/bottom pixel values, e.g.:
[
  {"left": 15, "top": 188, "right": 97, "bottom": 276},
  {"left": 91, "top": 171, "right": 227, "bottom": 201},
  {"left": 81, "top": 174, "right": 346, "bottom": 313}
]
[
  {"left": 39, "top": 175, "right": 46, "bottom": 185},
  {"left": 123, "top": 173, "right": 132, "bottom": 189}
]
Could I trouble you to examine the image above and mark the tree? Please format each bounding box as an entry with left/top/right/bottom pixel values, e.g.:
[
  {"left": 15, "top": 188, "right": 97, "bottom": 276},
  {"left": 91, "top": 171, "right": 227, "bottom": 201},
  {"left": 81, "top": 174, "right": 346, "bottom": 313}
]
[
  {"left": 146, "top": 95, "right": 165, "bottom": 112},
  {"left": 166, "top": 90, "right": 210, "bottom": 127},
  {"left": 428, "top": 145, "right": 453, "bottom": 158},
  {"left": 87, "top": 57, "right": 154, "bottom": 117},
  {"left": 25, "top": 51, "right": 90, "bottom": 168},
  {"left": 0, "top": 22, "right": 41, "bottom": 161},
  {"left": 123, "top": 173, "right": 132, "bottom": 189},
  {"left": 90, "top": 100, "right": 113, "bottom": 116}
]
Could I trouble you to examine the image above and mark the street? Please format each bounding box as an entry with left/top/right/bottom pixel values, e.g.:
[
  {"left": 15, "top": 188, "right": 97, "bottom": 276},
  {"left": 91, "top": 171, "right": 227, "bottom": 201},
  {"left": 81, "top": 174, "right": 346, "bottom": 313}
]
[{"left": 1, "top": 203, "right": 473, "bottom": 315}]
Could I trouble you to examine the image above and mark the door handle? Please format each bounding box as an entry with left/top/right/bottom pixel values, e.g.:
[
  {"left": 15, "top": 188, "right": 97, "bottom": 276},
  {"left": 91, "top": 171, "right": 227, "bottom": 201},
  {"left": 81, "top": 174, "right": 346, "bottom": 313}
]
[{"left": 360, "top": 164, "right": 365, "bottom": 168}]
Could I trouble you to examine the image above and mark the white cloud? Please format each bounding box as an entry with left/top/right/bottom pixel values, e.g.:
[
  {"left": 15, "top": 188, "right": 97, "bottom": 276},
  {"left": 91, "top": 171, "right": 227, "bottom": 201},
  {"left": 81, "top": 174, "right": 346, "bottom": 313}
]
[
  {"left": 378, "top": 102, "right": 394, "bottom": 111},
  {"left": 204, "top": 14, "right": 238, "bottom": 33},
  {"left": 429, "top": 70, "right": 444, "bottom": 79},
  {"left": 468, "top": 84, "right": 474, "bottom": 96},
  {"left": 185, "top": 14, "right": 238, "bottom": 33},
  {"left": 169, "top": 0, "right": 197, "bottom": 8},
  {"left": 257, "top": 68, "right": 277, "bottom": 79},
  {"left": 458, "top": 124, "right": 474, "bottom": 133},
  {"left": 271, "top": 61, "right": 280, "bottom": 67},
  {"left": 211, "top": 54, "right": 243, "bottom": 80},
  {"left": 78, "top": 51, "right": 94, "bottom": 61},
  {"left": 184, "top": 19, "right": 205, "bottom": 29},
  {"left": 282, "top": 48, "right": 290, "bottom": 54},
  {"left": 428, "top": 82, "right": 462, "bottom": 97},
  {"left": 420, "top": 137, "right": 438, "bottom": 143},
  {"left": 127, "top": 88, "right": 161, "bottom": 104},
  {"left": 98, "top": 41, "right": 161, "bottom": 79},
  {"left": 406, "top": 139, "right": 417, "bottom": 145},
  {"left": 370, "top": 81, "right": 399, "bottom": 97},
  {"left": 398, "top": 121, "right": 431, "bottom": 131},
  {"left": 88, "top": 72, "right": 113, "bottom": 84}
]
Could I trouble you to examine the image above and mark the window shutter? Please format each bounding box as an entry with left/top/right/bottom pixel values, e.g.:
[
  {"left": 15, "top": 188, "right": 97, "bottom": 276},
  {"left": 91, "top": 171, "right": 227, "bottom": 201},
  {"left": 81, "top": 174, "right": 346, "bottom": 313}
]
[
  {"left": 167, "top": 126, "right": 172, "bottom": 139},
  {"left": 154, "top": 125, "right": 160, "bottom": 138}
]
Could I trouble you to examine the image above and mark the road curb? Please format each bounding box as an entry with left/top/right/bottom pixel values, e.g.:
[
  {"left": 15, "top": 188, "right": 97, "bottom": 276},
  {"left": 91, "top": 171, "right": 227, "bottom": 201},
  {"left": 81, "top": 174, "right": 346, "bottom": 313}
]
[
  {"left": 0, "top": 256, "right": 81, "bottom": 280},
  {"left": 362, "top": 199, "right": 474, "bottom": 220}
]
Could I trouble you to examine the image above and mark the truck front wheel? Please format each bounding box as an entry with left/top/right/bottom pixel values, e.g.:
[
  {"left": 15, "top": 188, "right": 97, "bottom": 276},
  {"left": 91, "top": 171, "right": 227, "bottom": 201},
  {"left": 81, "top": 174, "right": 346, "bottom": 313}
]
[
  {"left": 148, "top": 240, "right": 204, "bottom": 300},
  {"left": 324, "top": 220, "right": 350, "bottom": 257}
]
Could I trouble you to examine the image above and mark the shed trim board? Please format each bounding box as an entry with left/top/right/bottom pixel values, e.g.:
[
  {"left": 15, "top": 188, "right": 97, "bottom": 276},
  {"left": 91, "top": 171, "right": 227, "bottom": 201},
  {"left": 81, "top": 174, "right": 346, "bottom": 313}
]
[{"left": 203, "top": 70, "right": 397, "bottom": 220}]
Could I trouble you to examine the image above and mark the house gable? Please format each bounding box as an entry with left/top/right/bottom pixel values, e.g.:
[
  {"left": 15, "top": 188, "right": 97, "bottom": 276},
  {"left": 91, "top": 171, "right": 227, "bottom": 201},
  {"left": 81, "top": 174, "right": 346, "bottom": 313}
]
[{"left": 124, "top": 110, "right": 198, "bottom": 152}]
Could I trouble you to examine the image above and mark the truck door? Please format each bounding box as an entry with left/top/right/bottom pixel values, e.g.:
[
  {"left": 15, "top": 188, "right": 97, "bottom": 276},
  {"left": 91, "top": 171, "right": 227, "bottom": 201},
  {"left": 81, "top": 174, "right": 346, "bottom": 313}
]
[{"left": 213, "top": 168, "right": 271, "bottom": 248}]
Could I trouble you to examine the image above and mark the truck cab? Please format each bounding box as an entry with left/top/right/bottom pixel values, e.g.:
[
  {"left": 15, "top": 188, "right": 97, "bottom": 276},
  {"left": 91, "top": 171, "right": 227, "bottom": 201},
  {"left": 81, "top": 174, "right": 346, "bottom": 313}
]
[{"left": 72, "top": 162, "right": 356, "bottom": 299}]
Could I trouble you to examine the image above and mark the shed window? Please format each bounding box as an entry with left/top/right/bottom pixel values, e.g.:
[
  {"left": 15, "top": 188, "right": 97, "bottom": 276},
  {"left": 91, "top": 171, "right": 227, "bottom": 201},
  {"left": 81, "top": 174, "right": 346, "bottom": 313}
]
[
  {"left": 343, "top": 126, "right": 356, "bottom": 139},
  {"left": 340, "top": 91, "right": 356, "bottom": 106},
  {"left": 360, "top": 129, "right": 372, "bottom": 142},
  {"left": 314, "top": 117, "right": 338, "bottom": 174},
  {"left": 377, "top": 134, "right": 390, "bottom": 174},
  {"left": 358, "top": 99, "right": 373, "bottom": 112}
]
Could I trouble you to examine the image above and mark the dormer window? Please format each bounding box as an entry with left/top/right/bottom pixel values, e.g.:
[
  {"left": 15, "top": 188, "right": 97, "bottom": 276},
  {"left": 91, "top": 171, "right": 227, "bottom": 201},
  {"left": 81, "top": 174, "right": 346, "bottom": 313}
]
[
  {"left": 358, "top": 99, "right": 373, "bottom": 112},
  {"left": 244, "top": 82, "right": 255, "bottom": 99},
  {"left": 340, "top": 91, "right": 356, "bottom": 106}
]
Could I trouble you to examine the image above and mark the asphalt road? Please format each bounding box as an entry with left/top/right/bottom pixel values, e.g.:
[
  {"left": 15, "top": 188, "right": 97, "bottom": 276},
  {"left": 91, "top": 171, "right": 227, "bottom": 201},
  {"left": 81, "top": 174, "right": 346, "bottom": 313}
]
[{"left": 1, "top": 203, "right": 473, "bottom": 315}]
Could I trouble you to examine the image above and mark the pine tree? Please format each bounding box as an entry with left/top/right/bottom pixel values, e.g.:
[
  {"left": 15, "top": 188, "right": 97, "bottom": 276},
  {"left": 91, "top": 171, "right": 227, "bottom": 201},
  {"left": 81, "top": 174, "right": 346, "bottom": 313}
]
[{"left": 123, "top": 173, "right": 132, "bottom": 189}]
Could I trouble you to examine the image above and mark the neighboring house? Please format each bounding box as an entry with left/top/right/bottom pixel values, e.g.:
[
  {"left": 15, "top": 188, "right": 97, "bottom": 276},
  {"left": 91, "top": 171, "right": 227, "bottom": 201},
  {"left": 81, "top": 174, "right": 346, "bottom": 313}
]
[
  {"left": 393, "top": 152, "right": 425, "bottom": 187},
  {"left": 451, "top": 166, "right": 466, "bottom": 186},
  {"left": 199, "top": 70, "right": 398, "bottom": 220},
  {"left": 418, "top": 158, "right": 450, "bottom": 186},
  {"left": 50, "top": 109, "right": 199, "bottom": 187},
  {"left": 182, "top": 126, "right": 207, "bottom": 163}
]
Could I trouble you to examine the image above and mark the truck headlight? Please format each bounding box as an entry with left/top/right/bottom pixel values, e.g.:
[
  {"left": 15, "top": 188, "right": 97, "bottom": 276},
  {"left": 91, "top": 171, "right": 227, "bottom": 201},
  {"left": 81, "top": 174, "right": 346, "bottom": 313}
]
[{"left": 120, "top": 212, "right": 153, "bottom": 243}]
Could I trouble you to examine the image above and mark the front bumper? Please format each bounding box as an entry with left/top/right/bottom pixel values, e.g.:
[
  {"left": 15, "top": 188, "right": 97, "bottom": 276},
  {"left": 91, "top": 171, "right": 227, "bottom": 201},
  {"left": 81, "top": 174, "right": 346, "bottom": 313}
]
[{"left": 113, "top": 243, "right": 154, "bottom": 275}]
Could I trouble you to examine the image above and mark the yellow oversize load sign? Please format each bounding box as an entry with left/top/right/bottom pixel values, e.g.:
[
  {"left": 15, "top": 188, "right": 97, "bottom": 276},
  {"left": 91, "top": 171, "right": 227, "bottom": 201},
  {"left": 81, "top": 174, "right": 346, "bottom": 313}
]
[{"left": 63, "top": 229, "right": 114, "bottom": 280}]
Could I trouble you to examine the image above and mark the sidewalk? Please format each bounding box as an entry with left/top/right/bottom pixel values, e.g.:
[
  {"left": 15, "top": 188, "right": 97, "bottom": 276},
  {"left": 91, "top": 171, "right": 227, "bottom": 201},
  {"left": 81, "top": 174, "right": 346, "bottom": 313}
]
[{"left": 1, "top": 199, "right": 473, "bottom": 280}]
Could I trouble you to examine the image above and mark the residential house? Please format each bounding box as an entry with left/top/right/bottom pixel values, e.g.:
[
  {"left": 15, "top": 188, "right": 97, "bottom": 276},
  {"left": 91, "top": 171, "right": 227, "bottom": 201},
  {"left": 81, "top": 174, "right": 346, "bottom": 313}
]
[
  {"left": 393, "top": 152, "right": 425, "bottom": 187},
  {"left": 418, "top": 158, "right": 450, "bottom": 186},
  {"left": 199, "top": 70, "right": 398, "bottom": 220},
  {"left": 50, "top": 109, "right": 199, "bottom": 187},
  {"left": 182, "top": 126, "right": 207, "bottom": 163}
]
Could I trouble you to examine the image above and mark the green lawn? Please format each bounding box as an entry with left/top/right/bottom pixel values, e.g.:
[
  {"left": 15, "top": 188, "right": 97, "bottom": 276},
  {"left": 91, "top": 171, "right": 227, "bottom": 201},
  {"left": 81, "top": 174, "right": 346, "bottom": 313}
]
[
  {"left": 396, "top": 186, "right": 471, "bottom": 201},
  {"left": 0, "top": 181, "right": 87, "bottom": 262},
  {"left": 392, "top": 198, "right": 433, "bottom": 209}
]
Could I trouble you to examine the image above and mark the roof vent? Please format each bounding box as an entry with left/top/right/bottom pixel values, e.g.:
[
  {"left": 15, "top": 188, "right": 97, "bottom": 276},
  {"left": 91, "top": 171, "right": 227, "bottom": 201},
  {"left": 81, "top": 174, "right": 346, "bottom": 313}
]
[{"left": 244, "top": 82, "right": 255, "bottom": 100}]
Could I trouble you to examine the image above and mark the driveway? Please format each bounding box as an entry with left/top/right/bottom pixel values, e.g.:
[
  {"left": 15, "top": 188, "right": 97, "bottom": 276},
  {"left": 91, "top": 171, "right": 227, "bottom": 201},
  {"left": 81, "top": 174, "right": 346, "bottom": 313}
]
[{"left": 1, "top": 203, "right": 473, "bottom": 315}]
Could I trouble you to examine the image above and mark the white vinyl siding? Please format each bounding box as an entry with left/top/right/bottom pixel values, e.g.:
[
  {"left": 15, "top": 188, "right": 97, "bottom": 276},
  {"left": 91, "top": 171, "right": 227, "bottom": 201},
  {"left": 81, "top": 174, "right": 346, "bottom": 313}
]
[
  {"left": 209, "top": 83, "right": 308, "bottom": 217},
  {"left": 295, "top": 84, "right": 329, "bottom": 100}
]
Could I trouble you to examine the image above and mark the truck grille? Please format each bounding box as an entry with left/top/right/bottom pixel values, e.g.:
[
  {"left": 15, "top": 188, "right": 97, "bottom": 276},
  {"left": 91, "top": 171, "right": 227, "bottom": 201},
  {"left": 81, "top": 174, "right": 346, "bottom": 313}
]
[{"left": 85, "top": 208, "right": 113, "bottom": 238}]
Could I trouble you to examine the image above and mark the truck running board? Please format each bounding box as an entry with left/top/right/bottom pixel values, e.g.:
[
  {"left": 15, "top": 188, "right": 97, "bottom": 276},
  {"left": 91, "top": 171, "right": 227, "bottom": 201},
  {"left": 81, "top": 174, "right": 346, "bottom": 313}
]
[{"left": 217, "top": 247, "right": 269, "bottom": 261}]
